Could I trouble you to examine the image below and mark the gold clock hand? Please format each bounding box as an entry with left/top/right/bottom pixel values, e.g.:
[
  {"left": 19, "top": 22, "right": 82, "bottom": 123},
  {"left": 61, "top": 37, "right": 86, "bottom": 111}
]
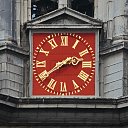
[
  {"left": 40, "top": 57, "right": 83, "bottom": 81},
  {"left": 48, "top": 57, "right": 72, "bottom": 74},
  {"left": 40, "top": 57, "right": 72, "bottom": 81},
  {"left": 71, "top": 56, "right": 83, "bottom": 65}
]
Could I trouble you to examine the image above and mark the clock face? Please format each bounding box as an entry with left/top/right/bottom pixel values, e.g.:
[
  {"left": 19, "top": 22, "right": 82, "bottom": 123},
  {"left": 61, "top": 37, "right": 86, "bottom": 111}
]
[{"left": 32, "top": 33, "right": 95, "bottom": 96}]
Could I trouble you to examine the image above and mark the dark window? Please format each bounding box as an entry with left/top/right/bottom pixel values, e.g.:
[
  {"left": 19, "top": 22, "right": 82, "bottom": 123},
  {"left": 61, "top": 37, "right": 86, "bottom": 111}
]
[
  {"left": 71, "top": 0, "right": 94, "bottom": 17},
  {"left": 31, "top": 0, "right": 94, "bottom": 19},
  {"left": 31, "top": 0, "right": 58, "bottom": 19}
]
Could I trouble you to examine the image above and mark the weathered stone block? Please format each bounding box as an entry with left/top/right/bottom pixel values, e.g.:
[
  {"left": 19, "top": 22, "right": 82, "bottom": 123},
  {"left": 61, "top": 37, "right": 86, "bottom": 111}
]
[
  {"left": 104, "top": 80, "right": 122, "bottom": 93},
  {"left": 0, "top": 43, "right": 28, "bottom": 97},
  {"left": 104, "top": 88, "right": 123, "bottom": 98},
  {"left": 1, "top": 63, "right": 7, "bottom": 72}
]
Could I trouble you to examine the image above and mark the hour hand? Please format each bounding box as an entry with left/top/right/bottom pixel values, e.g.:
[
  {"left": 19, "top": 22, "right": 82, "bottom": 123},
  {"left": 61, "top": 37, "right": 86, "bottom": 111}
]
[
  {"left": 71, "top": 56, "right": 83, "bottom": 65},
  {"left": 48, "top": 57, "right": 72, "bottom": 74}
]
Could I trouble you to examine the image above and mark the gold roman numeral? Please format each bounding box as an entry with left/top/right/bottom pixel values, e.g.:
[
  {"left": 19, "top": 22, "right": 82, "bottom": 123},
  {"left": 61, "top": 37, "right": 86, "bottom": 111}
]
[
  {"left": 38, "top": 70, "right": 48, "bottom": 81},
  {"left": 60, "top": 36, "right": 68, "bottom": 46},
  {"left": 36, "top": 61, "right": 46, "bottom": 67},
  {"left": 48, "top": 38, "right": 58, "bottom": 49},
  {"left": 39, "top": 48, "right": 49, "bottom": 56},
  {"left": 79, "top": 48, "right": 89, "bottom": 57},
  {"left": 77, "top": 70, "right": 89, "bottom": 81},
  {"left": 47, "top": 78, "right": 57, "bottom": 90},
  {"left": 82, "top": 61, "right": 92, "bottom": 68},
  {"left": 72, "top": 80, "right": 79, "bottom": 89},
  {"left": 72, "top": 39, "right": 79, "bottom": 49},
  {"left": 60, "top": 82, "right": 67, "bottom": 92}
]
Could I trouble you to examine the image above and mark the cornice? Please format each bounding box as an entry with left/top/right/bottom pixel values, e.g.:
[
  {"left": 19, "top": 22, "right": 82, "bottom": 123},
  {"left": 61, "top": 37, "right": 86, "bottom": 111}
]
[
  {"left": 100, "top": 42, "right": 128, "bottom": 56},
  {"left": 26, "top": 7, "right": 102, "bottom": 30},
  {"left": 0, "top": 94, "right": 128, "bottom": 109},
  {"left": 0, "top": 41, "right": 29, "bottom": 56}
]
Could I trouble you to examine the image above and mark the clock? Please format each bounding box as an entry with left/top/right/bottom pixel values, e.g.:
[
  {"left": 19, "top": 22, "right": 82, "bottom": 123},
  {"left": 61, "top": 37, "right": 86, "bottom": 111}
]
[{"left": 32, "top": 33, "right": 95, "bottom": 96}]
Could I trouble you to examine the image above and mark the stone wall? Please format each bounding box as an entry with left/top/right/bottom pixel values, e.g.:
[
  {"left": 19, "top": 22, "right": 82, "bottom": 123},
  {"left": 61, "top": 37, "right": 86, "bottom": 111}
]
[
  {"left": 101, "top": 52, "right": 123, "bottom": 98},
  {"left": 0, "top": 96, "right": 128, "bottom": 128},
  {"left": 0, "top": 43, "right": 28, "bottom": 97},
  {"left": 98, "top": 0, "right": 128, "bottom": 98},
  {"left": 0, "top": 0, "right": 16, "bottom": 41}
]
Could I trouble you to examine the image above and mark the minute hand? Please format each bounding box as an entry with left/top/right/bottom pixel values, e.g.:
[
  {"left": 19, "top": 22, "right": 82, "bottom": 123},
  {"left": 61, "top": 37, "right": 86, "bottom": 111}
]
[
  {"left": 48, "top": 57, "right": 72, "bottom": 75},
  {"left": 40, "top": 56, "right": 83, "bottom": 81}
]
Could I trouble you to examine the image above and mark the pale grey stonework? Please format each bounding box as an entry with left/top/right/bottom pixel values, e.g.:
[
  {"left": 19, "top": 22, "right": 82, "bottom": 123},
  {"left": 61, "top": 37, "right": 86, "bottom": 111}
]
[
  {"left": 0, "top": 43, "right": 28, "bottom": 97},
  {"left": 1, "top": 1, "right": 128, "bottom": 127},
  {"left": 97, "top": 0, "right": 128, "bottom": 98},
  {"left": 0, "top": 0, "right": 16, "bottom": 41},
  {"left": 0, "top": 0, "right": 128, "bottom": 98}
]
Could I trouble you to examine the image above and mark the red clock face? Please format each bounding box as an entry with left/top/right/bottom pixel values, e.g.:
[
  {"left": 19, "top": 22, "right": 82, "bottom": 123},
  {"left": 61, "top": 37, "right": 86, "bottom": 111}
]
[{"left": 32, "top": 33, "right": 95, "bottom": 96}]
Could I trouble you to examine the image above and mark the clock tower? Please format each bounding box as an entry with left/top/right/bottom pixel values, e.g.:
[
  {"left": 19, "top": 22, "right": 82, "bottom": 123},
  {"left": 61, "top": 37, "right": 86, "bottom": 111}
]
[
  {"left": 1, "top": 0, "right": 128, "bottom": 128},
  {"left": 27, "top": 5, "right": 101, "bottom": 97}
]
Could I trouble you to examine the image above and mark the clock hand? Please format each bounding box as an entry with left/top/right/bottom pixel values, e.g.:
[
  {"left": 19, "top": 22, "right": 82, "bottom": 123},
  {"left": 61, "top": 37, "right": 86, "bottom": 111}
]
[
  {"left": 71, "top": 56, "right": 83, "bottom": 65},
  {"left": 48, "top": 56, "right": 83, "bottom": 75},
  {"left": 48, "top": 57, "right": 72, "bottom": 74},
  {"left": 41, "top": 57, "right": 72, "bottom": 81},
  {"left": 41, "top": 56, "right": 83, "bottom": 81}
]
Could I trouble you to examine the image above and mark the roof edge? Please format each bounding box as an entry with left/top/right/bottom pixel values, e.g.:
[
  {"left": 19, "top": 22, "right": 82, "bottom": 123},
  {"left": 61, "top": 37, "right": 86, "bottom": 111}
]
[{"left": 27, "top": 7, "right": 102, "bottom": 26}]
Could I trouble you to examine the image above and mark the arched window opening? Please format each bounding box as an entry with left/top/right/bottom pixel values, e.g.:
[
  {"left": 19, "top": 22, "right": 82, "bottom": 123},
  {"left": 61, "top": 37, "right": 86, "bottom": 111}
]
[
  {"left": 31, "top": 0, "right": 94, "bottom": 19},
  {"left": 31, "top": 0, "right": 58, "bottom": 19},
  {"left": 71, "top": 0, "right": 94, "bottom": 17}
]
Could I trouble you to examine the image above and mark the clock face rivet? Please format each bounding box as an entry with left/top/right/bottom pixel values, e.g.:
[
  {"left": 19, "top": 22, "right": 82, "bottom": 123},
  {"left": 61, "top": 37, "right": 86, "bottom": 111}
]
[{"left": 32, "top": 33, "right": 95, "bottom": 96}]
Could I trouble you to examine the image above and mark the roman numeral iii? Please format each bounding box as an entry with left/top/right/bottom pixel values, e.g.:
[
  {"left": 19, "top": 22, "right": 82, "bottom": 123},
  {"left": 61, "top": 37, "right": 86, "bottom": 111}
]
[{"left": 82, "top": 61, "right": 92, "bottom": 68}]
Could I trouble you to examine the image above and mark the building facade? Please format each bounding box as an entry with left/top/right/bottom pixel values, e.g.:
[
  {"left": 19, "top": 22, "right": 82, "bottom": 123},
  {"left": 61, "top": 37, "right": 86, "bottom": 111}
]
[{"left": 0, "top": 0, "right": 128, "bottom": 127}]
